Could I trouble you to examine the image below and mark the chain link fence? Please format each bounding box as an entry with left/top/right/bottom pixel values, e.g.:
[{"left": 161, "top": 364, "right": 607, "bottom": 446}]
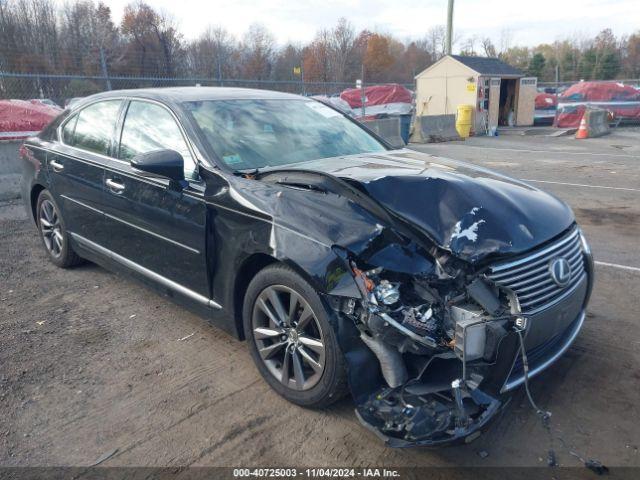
[
  {"left": 3, "top": 71, "right": 639, "bottom": 130},
  {"left": 0, "top": 72, "right": 414, "bottom": 107}
]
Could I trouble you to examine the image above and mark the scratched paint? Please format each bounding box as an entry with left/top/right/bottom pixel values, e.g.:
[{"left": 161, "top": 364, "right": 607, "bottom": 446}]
[{"left": 450, "top": 207, "right": 485, "bottom": 243}]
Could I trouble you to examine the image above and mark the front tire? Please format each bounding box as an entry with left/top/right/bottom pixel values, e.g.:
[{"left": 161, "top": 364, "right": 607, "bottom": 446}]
[
  {"left": 243, "top": 264, "right": 348, "bottom": 408},
  {"left": 36, "top": 190, "right": 82, "bottom": 268}
]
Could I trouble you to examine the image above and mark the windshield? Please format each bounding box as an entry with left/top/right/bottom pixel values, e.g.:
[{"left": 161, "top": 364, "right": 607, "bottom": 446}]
[{"left": 184, "top": 99, "right": 386, "bottom": 171}]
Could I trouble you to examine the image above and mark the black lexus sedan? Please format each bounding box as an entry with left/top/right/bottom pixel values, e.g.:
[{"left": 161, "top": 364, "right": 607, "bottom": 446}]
[{"left": 20, "top": 87, "right": 593, "bottom": 447}]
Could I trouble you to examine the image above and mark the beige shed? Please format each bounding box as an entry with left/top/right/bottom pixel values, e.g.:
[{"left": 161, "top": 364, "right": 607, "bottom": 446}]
[{"left": 415, "top": 55, "right": 537, "bottom": 133}]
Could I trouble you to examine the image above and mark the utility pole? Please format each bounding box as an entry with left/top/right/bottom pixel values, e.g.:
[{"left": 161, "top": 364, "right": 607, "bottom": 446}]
[
  {"left": 100, "top": 47, "right": 112, "bottom": 91},
  {"left": 445, "top": 0, "right": 454, "bottom": 55},
  {"left": 360, "top": 64, "right": 366, "bottom": 117}
]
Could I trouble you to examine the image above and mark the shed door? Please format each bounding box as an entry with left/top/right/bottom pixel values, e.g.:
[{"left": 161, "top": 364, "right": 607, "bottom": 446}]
[
  {"left": 488, "top": 78, "right": 501, "bottom": 130},
  {"left": 516, "top": 77, "right": 537, "bottom": 126}
]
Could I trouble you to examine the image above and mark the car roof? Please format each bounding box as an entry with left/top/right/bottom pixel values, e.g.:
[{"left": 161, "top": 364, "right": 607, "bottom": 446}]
[{"left": 83, "top": 86, "right": 304, "bottom": 104}]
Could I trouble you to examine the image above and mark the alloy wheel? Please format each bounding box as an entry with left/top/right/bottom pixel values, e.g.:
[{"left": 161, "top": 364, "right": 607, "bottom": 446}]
[
  {"left": 39, "top": 199, "right": 63, "bottom": 258},
  {"left": 251, "top": 285, "right": 326, "bottom": 391}
]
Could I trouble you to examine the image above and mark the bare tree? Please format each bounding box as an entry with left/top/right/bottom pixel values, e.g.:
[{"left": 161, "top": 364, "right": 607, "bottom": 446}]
[
  {"left": 499, "top": 29, "right": 513, "bottom": 55},
  {"left": 120, "top": 2, "right": 157, "bottom": 76},
  {"left": 459, "top": 36, "right": 478, "bottom": 56},
  {"left": 481, "top": 37, "right": 497, "bottom": 57},
  {"left": 188, "top": 26, "right": 235, "bottom": 80},
  {"left": 424, "top": 25, "right": 446, "bottom": 61},
  {"left": 329, "top": 17, "right": 356, "bottom": 82},
  {"left": 210, "top": 26, "right": 235, "bottom": 81},
  {"left": 240, "top": 23, "right": 275, "bottom": 80},
  {"left": 363, "top": 33, "right": 395, "bottom": 82},
  {"left": 273, "top": 43, "right": 303, "bottom": 82},
  {"left": 621, "top": 33, "right": 640, "bottom": 78},
  {"left": 1, "top": 0, "right": 60, "bottom": 72},
  {"left": 59, "top": 1, "right": 118, "bottom": 75},
  {"left": 403, "top": 40, "right": 432, "bottom": 79},
  {"left": 1, "top": 1, "right": 636, "bottom": 88},
  {"left": 152, "top": 11, "right": 184, "bottom": 77},
  {"left": 118, "top": 2, "right": 184, "bottom": 77},
  {"left": 500, "top": 45, "right": 530, "bottom": 72},
  {"left": 303, "top": 29, "right": 332, "bottom": 82}
]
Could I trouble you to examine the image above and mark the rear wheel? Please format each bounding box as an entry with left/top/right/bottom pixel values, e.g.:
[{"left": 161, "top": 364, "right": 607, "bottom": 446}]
[
  {"left": 243, "top": 264, "right": 348, "bottom": 408},
  {"left": 36, "top": 190, "right": 82, "bottom": 268}
]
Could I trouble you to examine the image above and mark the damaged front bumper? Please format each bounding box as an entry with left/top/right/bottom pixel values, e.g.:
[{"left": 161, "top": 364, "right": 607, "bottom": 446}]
[
  {"left": 354, "top": 308, "right": 588, "bottom": 448},
  {"left": 325, "top": 225, "right": 593, "bottom": 448},
  {"left": 503, "top": 309, "right": 585, "bottom": 393},
  {"left": 330, "top": 240, "right": 592, "bottom": 447},
  {"left": 356, "top": 386, "right": 503, "bottom": 448}
]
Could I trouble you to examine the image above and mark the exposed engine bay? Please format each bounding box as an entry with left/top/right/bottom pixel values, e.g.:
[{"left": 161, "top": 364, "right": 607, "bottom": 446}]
[{"left": 331, "top": 250, "right": 524, "bottom": 446}]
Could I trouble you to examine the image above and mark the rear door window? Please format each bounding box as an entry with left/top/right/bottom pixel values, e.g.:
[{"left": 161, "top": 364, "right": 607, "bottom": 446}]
[
  {"left": 68, "top": 100, "right": 122, "bottom": 156},
  {"left": 118, "top": 101, "right": 196, "bottom": 178}
]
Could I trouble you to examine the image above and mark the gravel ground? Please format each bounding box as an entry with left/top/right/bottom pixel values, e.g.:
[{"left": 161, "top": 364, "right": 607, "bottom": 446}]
[{"left": 1, "top": 130, "right": 639, "bottom": 469}]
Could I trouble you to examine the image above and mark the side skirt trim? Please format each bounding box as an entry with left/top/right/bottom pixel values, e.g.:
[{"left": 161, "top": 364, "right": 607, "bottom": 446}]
[{"left": 69, "top": 232, "right": 221, "bottom": 310}]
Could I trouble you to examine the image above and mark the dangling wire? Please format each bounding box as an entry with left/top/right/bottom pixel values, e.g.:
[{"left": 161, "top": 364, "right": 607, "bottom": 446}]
[
  {"left": 515, "top": 328, "right": 551, "bottom": 418},
  {"left": 515, "top": 327, "right": 555, "bottom": 465},
  {"left": 515, "top": 326, "right": 608, "bottom": 474}
]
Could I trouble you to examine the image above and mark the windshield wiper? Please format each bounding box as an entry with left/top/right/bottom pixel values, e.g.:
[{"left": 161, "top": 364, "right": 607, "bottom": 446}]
[{"left": 233, "top": 167, "right": 262, "bottom": 177}]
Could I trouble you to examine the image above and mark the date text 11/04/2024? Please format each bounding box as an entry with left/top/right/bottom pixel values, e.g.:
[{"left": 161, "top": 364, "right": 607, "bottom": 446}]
[{"left": 232, "top": 468, "right": 401, "bottom": 477}]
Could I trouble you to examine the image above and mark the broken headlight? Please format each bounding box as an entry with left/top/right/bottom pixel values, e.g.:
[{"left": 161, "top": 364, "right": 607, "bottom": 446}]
[
  {"left": 374, "top": 280, "right": 401, "bottom": 305},
  {"left": 348, "top": 259, "right": 512, "bottom": 365},
  {"left": 349, "top": 262, "right": 450, "bottom": 352}
]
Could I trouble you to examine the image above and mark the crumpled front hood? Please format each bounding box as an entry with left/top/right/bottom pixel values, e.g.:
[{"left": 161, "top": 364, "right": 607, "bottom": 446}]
[{"left": 287, "top": 149, "right": 575, "bottom": 263}]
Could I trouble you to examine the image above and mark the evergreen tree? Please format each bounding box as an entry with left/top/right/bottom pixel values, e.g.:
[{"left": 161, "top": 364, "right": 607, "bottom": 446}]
[{"left": 527, "top": 53, "right": 546, "bottom": 77}]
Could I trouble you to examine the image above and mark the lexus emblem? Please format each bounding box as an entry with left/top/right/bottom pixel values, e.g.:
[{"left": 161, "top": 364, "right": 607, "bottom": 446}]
[{"left": 549, "top": 257, "right": 572, "bottom": 287}]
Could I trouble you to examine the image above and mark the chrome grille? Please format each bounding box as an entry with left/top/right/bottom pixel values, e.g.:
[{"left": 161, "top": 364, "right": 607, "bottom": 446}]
[{"left": 486, "top": 228, "right": 586, "bottom": 314}]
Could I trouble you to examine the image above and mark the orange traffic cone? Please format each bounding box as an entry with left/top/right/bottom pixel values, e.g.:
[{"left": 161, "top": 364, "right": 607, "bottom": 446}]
[{"left": 575, "top": 117, "right": 588, "bottom": 139}]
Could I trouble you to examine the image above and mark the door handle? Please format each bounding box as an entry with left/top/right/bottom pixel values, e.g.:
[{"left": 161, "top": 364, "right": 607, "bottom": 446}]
[
  {"left": 50, "top": 159, "right": 64, "bottom": 172},
  {"left": 106, "top": 178, "right": 125, "bottom": 193}
]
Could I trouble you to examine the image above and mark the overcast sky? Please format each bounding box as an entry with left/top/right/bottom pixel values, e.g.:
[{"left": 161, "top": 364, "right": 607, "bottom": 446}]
[{"left": 107, "top": 0, "right": 637, "bottom": 48}]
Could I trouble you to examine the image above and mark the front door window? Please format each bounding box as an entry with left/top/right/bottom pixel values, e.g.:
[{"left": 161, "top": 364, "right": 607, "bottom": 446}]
[{"left": 119, "top": 101, "right": 197, "bottom": 179}]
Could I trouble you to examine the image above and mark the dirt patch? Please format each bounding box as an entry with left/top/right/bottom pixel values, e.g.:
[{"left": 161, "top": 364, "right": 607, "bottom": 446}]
[
  {"left": 1, "top": 199, "right": 640, "bottom": 468},
  {"left": 574, "top": 207, "right": 640, "bottom": 235}
]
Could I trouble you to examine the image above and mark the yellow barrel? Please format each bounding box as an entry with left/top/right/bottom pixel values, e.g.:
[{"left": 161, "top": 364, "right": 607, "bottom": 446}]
[{"left": 456, "top": 104, "right": 474, "bottom": 138}]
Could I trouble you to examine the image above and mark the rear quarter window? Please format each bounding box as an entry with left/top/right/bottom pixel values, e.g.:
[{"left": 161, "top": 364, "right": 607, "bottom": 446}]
[
  {"left": 38, "top": 111, "right": 69, "bottom": 142},
  {"left": 61, "top": 115, "right": 78, "bottom": 144}
]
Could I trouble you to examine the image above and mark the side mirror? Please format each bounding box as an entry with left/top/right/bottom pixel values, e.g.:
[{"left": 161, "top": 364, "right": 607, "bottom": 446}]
[{"left": 130, "top": 149, "right": 186, "bottom": 189}]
